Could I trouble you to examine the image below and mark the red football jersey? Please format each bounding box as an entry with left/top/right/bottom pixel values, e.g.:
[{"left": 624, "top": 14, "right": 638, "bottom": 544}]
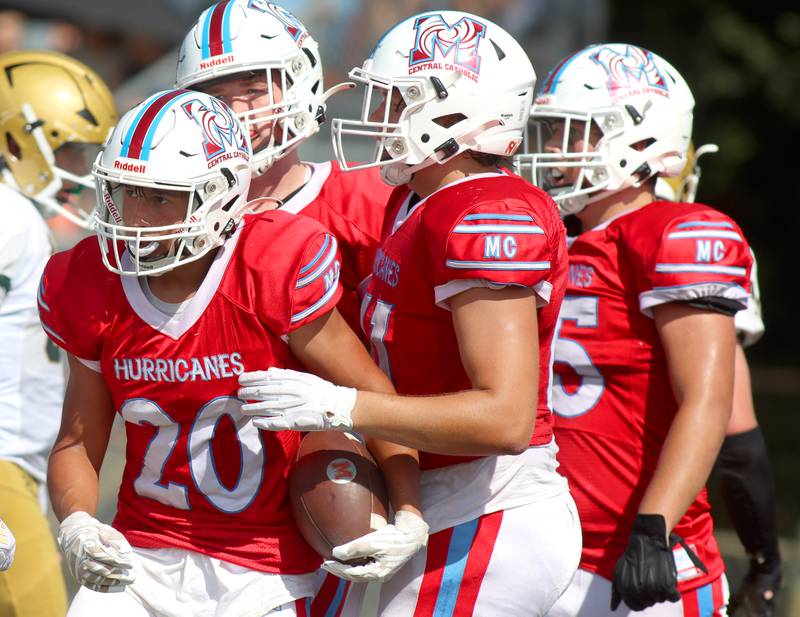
[
  {"left": 280, "top": 161, "right": 391, "bottom": 337},
  {"left": 361, "top": 172, "right": 568, "bottom": 470},
  {"left": 38, "top": 211, "right": 343, "bottom": 574},
  {"left": 552, "top": 201, "right": 753, "bottom": 592}
]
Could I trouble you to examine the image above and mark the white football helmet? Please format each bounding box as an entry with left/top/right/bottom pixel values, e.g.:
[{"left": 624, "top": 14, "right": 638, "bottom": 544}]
[
  {"left": 515, "top": 43, "right": 694, "bottom": 215},
  {"left": 331, "top": 10, "right": 536, "bottom": 186},
  {"left": 93, "top": 89, "right": 252, "bottom": 276},
  {"left": 176, "top": 0, "right": 324, "bottom": 175},
  {"left": 654, "top": 142, "right": 718, "bottom": 203}
]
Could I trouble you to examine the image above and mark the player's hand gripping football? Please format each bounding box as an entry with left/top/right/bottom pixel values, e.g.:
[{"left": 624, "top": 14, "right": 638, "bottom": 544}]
[
  {"left": 322, "top": 510, "right": 429, "bottom": 583},
  {"left": 238, "top": 368, "right": 356, "bottom": 431},
  {"left": 0, "top": 517, "right": 16, "bottom": 571},
  {"left": 58, "top": 511, "right": 136, "bottom": 592},
  {"left": 611, "top": 514, "right": 707, "bottom": 611}
]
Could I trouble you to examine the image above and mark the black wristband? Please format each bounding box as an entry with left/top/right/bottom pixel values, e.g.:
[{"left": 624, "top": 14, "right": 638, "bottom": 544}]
[{"left": 631, "top": 513, "right": 668, "bottom": 538}]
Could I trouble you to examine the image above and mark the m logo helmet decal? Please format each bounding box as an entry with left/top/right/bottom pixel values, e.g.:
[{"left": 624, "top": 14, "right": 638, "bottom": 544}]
[
  {"left": 590, "top": 45, "right": 668, "bottom": 96},
  {"left": 409, "top": 14, "right": 486, "bottom": 76},
  {"left": 181, "top": 97, "right": 249, "bottom": 162},
  {"left": 247, "top": 0, "right": 306, "bottom": 43}
]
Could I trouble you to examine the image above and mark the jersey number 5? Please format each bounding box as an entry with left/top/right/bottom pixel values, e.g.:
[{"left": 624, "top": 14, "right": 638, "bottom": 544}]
[{"left": 552, "top": 295, "right": 605, "bottom": 418}]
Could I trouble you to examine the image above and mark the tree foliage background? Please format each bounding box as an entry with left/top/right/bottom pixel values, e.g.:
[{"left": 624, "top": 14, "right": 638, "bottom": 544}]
[{"left": 611, "top": 3, "right": 800, "bottom": 367}]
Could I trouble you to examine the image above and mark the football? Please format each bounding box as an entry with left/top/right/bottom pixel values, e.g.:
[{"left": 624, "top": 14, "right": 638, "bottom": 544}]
[{"left": 288, "top": 431, "right": 389, "bottom": 562}]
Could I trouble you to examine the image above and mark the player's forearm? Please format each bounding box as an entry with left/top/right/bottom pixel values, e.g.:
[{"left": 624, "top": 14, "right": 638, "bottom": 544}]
[
  {"left": 717, "top": 427, "right": 781, "bottom": 568},
  {"left": 366, "top": 438, "right": 423, "bottom": 518},
  {"left": 48, "top": 444, "right": 101, "bottom": 521},
  {"left": 638, "top": 398, "right": 730, "bottom": 532},
  {"left": 353, "top": 388, "right": 536, "bottom": 456}
]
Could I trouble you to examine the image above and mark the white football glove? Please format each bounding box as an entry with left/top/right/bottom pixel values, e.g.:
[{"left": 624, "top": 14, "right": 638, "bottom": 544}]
[
  {"left": 238, "top": 368, "right": 356, "bottom": 432},
  {"left": 322, "top": 511, "right": 429, "bottom": 583},
  {"left": 57, "top": 511, "right": 136, "bottom": 593},
  {"left": 0, "top": 518, "right": 16, "bottom": 571}
]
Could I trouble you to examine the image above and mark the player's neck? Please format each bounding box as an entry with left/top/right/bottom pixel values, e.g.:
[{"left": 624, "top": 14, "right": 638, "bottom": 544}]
[
  {"left": 408, "top": 155, "right": 498, "bottom": 199},
  {"left": 576, "top": 185, "right": 655, "bottom": 232},
  {"left": 248, "top": 151, "right": 310, "bottom": 211},
  {"left": 145, "top": 249, "right": 218, "bottom": 304}
]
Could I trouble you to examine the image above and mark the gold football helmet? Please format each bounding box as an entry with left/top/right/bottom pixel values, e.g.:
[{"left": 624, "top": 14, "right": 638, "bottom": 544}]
[
  {"left": 0, "top": 50, "right": 117, "bottom": 227},
  {"left": 655, "top": 142, "right": 719, "bottom": 203}
]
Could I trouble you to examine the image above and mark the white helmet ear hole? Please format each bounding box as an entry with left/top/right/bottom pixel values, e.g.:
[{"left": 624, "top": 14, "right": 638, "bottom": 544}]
[
  {"left": 432, "top": 113, "right": 467, "bottom": 128},
  {"left": 301, "top": 47, "right": 317, "bottom": 68},
  {"left": 190, "top": 234, "right": 210, "bottom": 255},
  {"left": 220, "top": 167, "right": 236, "bottom": 188},
  {"left": 629, "top": 137, "right": 656, "bottom": 151}
]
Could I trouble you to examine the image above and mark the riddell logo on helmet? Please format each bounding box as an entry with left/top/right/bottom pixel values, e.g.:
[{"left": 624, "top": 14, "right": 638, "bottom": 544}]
[
  {"left": 408, "top": 14, "right": 486, "bottom": 82},
  {"left": 199, "top": 54, "right": 234, "bottom": 70},
  {"left": 113, "top": 159, "right": 147, "bottom": 173},
  {"left": 102, "top": 188, "right": 123, "bottom": 224}
]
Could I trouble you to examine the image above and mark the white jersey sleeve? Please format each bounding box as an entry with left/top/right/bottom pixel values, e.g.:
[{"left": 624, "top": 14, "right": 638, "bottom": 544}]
[
  {"left": 735, "top": 249, "right": 764, "bottom": 348},
  {"left": 0, "top": 185, "right": 65, "bottom": 483}
]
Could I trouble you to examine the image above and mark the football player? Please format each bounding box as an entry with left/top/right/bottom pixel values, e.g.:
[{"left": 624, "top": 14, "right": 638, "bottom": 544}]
[
  {"left": 514, "top": 44, "right": 754, "bottom": 616},
  {"left": 175, "top": 5, "right": 411, "bottom": 610},
  {"left": 0, "top": 50, "right": 117, "bottom": 616},
  {"left": 175, "top": 0, "right": 392, "bottom": 338},
  {"left": 40, "top": 89, "right": 422, "bottom": 617},
  {"left": 237, "top": 11, "right": 581, "bottom": 616},
  {"left": 657, "top": 148, "right": 782, "bottom": 617}
]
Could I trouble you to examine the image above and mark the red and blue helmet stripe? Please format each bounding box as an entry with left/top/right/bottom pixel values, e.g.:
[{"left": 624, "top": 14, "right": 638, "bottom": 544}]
[
  {"left": 119, "top": 89, "right": 192, "bottom": 161},
  {"left": 201, "top": 0, "right": 236, "bottom": 59},
  {"left": 540, "top": 49, "right": 583, "bottom": 95}
]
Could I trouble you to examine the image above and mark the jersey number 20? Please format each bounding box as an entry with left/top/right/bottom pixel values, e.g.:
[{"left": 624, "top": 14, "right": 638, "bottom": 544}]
[{"left": 121, "top": 397, "right": 264, "bottom": 513}]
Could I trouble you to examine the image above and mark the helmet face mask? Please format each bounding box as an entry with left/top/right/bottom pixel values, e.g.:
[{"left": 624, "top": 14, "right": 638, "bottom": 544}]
[
  {"left": 176, "top": 0, "right": 324, "bottom": 175},
  {"left": 197, "top": 65, "right": 314, "bottom": 172},
  {"left": 521, "top": 113, "right": 614, "bottom": 215},
  {"left": 514, "top": 43, "right": 694, "bottom": 216},
  {"left": 331, "top": 10, "right": 536, "bottom": 186},
  {"left": 332, "top": 68, "right": 446, "bottom": 186},
  {"left": 0, "top": 51, "right": 117, "bottom": 228},
  {"left": 93, "top": 89, "right": 252, "bottom": 277}
]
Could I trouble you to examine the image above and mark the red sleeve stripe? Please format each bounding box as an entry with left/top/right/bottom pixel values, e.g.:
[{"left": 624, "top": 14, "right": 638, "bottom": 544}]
[
  {"left": 655, "top": 263, "right": 747, "bottom": 276},
  {"left": 41, "top": 322, "right": 66, "bottom": 345},
  {"left": 298, "top": 234, "right": 331, "bottom": 275},
  {"left": 676, "top": 220, "right": 734, "bottom": 229},
  {"left": 290, "top": 280, "right": 339, "bottom": 323},
  {"left": 462, "top": 213, "right": 533, "bottom": 222},
  {"left": 667, "top": 230, "right": 742, "bottom": 241},
  {"left": 453, "top": 224, "right": 544, "bottom": 235},
  {"left": 446, "top": 259, "right": 550, "bottom": 271},
  {"left": 296, "top": 236, "right": 338, "bottom": 289},
  {"left": 37, "top": 280, "right": 50, "bottom": 312}
]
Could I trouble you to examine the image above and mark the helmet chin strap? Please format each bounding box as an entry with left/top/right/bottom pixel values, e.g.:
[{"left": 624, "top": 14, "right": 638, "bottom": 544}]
[
  {"left": 129, "top": 239, "right": 160, "bottom": 259},
  {"left": 380, "top": 118, "right": 505, "bottom": 188}
]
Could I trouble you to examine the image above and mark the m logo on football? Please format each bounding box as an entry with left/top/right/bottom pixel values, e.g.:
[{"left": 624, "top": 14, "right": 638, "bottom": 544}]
[
  {"left": 409, "top": 14, "right": 486, "bottom": 80},
  {"left": 181, "top": 98, "right": 249, "bottom": 167},
  {"left": 326, "top": 458, "right": 357, "bottom": 484},
  {"left": 590, "top": 45, "right": 668, "bottom": 97}
]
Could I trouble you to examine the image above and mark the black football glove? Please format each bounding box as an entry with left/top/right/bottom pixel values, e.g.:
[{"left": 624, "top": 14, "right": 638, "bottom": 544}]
[
  {"left": 611, "top": 514, "right": 707, "bottom": 612},
  {"left": 728, "top": 554, "right": 782, "bottom": 617}
]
